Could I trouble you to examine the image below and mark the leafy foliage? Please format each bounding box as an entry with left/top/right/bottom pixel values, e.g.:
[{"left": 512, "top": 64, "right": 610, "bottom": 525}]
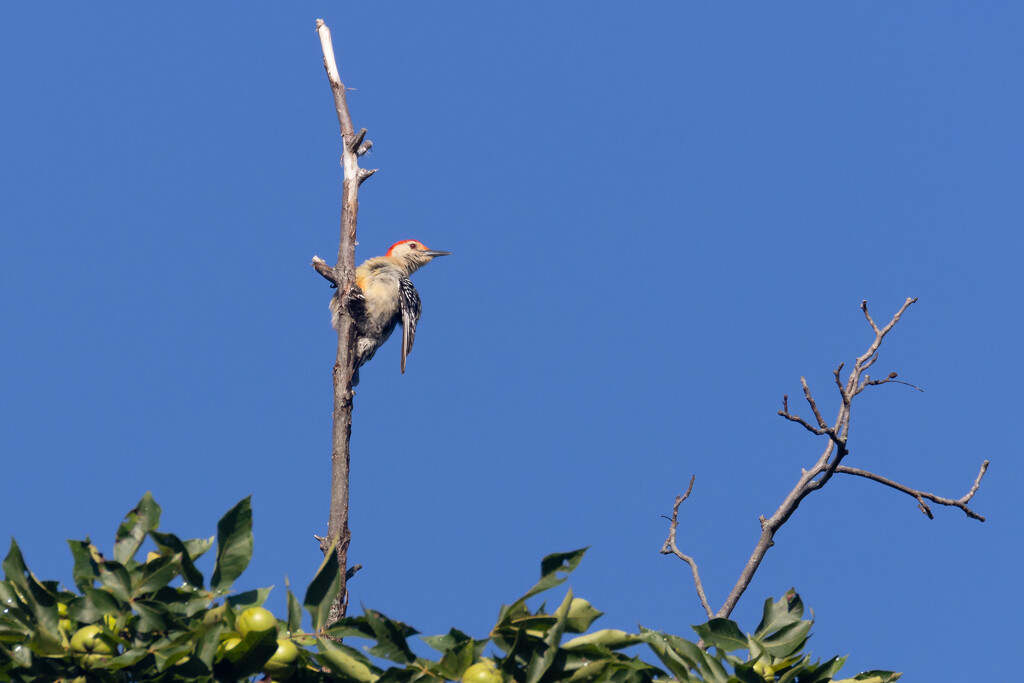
[{"left": 0, "top": 494, "right": 900, "bottom": 682}]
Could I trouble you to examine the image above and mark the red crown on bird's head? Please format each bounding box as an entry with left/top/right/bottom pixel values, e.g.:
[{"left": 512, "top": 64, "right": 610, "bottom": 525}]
[{"left": 385, "top": 240, "right": 428, "bottom": 257}]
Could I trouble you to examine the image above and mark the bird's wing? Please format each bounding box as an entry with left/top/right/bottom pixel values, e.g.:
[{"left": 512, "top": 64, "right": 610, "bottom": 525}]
[{"left": 399, "top": 276, "right": 422, "bottom": 374}]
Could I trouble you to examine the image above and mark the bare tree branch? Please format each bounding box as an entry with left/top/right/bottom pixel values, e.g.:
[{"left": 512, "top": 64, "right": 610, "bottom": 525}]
[
  {"left": 311, "top": 18, "right": 377, "bottom": 628},
  {"left": 835, "top": 461, "right": 989, "bottom": 522},
  {"left": 659, "top": 476, "right": 713, "bottom": 619},
  {"left": 664, "top": 297, "right": 990, "bottom": 621}
]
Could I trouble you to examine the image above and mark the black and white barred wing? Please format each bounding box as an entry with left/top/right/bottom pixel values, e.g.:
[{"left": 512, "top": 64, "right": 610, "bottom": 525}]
[{"left": 398, "top": 276, "right": 422, "bottom": 374}]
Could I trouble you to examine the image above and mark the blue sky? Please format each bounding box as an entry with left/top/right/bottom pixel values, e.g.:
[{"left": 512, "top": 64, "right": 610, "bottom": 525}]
[{"left": 1, "top": 4, "right": 1019, "bottom": 680}]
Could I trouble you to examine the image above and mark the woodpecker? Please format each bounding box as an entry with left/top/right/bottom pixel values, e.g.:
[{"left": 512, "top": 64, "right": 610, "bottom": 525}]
[{"left": 330, "top": 239, "right": 450, "bottom": 385}]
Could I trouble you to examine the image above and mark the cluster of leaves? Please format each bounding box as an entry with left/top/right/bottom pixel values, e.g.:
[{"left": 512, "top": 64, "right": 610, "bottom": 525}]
[{"left": 0, "top": 495, "right": 899, "bottom": 682}]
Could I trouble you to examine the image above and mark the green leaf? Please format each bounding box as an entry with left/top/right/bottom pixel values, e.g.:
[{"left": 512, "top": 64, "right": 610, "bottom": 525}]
[
  {"left": 322, "top": 616, "right": 375, "bottom": 640},
  {"left": 113, "top": 492, "right": 162, "bottom": 564},
  {"left": 210, "top": 496, "right": 253, "bottom": 594},
  {"left": 133, "top": 599, "right": 176, "bottom": 633},
  {"left": 1, "top": 545, "right": 61, "bottom": 642},
  {"left": 132, "top": 554, "right": 181, "bottom": 597},
  {"left": 2, "top": 539, "right": 30, "bottom": 591},
  {"left": 226, "top": 586, "right": 272, "bottom": 613},
  {"left": 639, "top": 627, "right": 699, "bottom": 680},
  {"left": 563, "top": 629, "right": 642, "bottom": 651},
  {"left": 286, "top": 581, "right": 302, "bottom": 633},
  {"left": 26, "top": 626, "right": 64, "bottom": 656},
  {"left": 378, "top": 668, "right": 424, "bottom": 683},
  {"left": 25, "top": 575, "right": 59, "bottom": 642},
  {"left": 194, "top": 621, "right": 225, "bottom": 669},
  {"left": 67, "top": 539, "right": 101, "bottom": 591},
  {"left": 317, "top": 637, "right": 381, "bottom": 683},
  {"left": 434, "top": 638, "right": 477, "bottom": 681},
  {"left": 149, "top": 584, "right": 210, "bottom": 619},
  {"left": 730, "top": 663, "right": 767, "bottom": 683},
  {"left": 150, "top": 531, "right": 205, "bottom": 588},
  {"left": 565, "top": 597, "right": 603, "bottom": 633},
  {"left": 496, "top": 548, "right": 587, "bottom": 627},
  {"left": 692, "top": 618, "right": 747, "bottom": 653},
  {"left": 304, "top": 544, "right": 341, "bottom": 632},
  {"left": 761, "top": 620, "right": 811, "bottom": 658},
  {"left": 528, "top": 548, "right": 587, "bottom": 602},
  {"left": 422, "top": 627, "right": 474, "bottom": 654},
  {"left": 103, "top": 646, "right": 152, "bottom": 670},
  {"left": 568, "top": 658, "right": 611, "bottom": 683},
  {"left": 699, "top": 651, "right": 730, "bottom": 683},
  {"left": 183, "top": 536, "right": 215, "bottom": 561},
  {"left": 154, "top": 639, "right": 194, "bottom": 672},
  {"left": 525, "top": 588, "right": 573, "bottom": 683},
  {"left": 777, "top": 663, "right": 802, "bottom": 683},
  {"left": 98, "top": 561, "right": 133, "bottom": 602},
  {"left": 69, "top": 586, "right": 120, "bottom": 623},
  {"left": 217, "top": 626, "right": 279, "bottom": 678},
  {"left": 576, "top": 656, "right": 660, "bottom": 683},
  {"left": 1, "top": 641, "right": 32, "bottom": 668},
  {"left": 364, "top": 608, "right": 418, "bottom": 663},
  {"left": 795, "top": 654, "right": 849, "bottom": 683},
  {"left": 754, "top": 590, "right": 804, "bottom": 639}
]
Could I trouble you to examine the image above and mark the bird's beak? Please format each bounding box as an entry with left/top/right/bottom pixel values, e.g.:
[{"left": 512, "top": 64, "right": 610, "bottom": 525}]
[{"left": 424, "top": 250, "right": 451, "bottom": 258}]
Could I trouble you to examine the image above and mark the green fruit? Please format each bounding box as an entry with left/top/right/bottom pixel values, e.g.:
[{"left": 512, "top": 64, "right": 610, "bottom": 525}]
[
  {"left": 237, "top": 607, "right": 278, "bottom": 638},
  {"left": 69, "top": 625, "right": 115, "bottom": 655},
  {"left": 263, "top": 638, "right": 300, "bottom": 676},
  {"left": 77, "top": 653, "right": 111, "bottom": 667},
  {"left": 217, "top": 636, "right": 242, "bottom": 659},
  {"left": 462, "top": 660, "right": 502, "bottom": 683},
  {"left": 752, "top": 660, "right": 775, "bottom": 679}
]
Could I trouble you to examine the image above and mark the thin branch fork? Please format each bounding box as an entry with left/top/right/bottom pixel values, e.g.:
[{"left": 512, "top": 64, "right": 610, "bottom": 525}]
[
  {"left": 310, "top": 18, "right": 378, "bottom": 628},
  {"left": 663, "top": 298, "right": 990, "bottom": 621},
  {"left": 659, "top": 476, "right": 713, "bottom": 619}
]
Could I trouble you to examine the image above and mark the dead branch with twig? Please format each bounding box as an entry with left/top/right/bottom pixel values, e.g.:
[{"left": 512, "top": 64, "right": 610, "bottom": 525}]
[
  {"left": 660, "top": 298, "right": 989, "bottom": 620},
  {"left": 309, "top": 18, "right": 379, "bottom": 627}
]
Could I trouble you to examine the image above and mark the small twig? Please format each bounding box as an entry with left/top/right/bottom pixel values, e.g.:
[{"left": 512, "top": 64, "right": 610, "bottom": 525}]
[
  {"left": 833, "top": 363, "right": 848, "bottom": 405},
  {"left": 863, "top": 372, "right": 924, "bottom": 392},
  {"left": 801, "top": 378, "right": 828, "bottom": 430},
  {"left": 348, "top": 128, "right": 367, "bottom": 153},
  {"left": 860, "top": 300, "right": 881, "bottom": 334},
  {"left": 778, "top": 390, "right": 840, "bottom": 446},
  {"left": 778, "top": 406, "right": 828, "bottom": 436},
  {"left": 659, "top": 476, "right": 713, "bottom": 619},
  {"left": 312, "top": 256, "right": 338, "bottom": 286},
  {"left": 835, "top": 462, "right": 988, "bottom": 522}
]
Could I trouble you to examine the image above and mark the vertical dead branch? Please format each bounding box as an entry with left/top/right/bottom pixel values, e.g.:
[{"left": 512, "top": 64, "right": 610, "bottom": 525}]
[{"left": 311, "top": 18, "right": 378, "bottom": 627}]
